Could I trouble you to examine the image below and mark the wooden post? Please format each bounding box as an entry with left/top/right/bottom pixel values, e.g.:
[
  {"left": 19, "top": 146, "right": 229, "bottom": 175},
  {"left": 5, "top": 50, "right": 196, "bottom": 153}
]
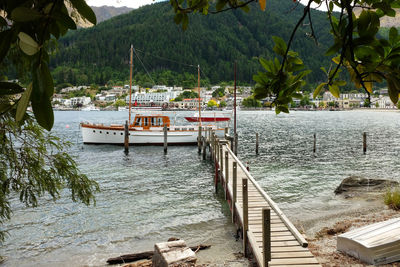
[
  {"left": 225, "top": 151, "right": 229, "bottom": 200},
  {"left": 198, "top": 126, "right": 202, "bottom": 154},
  {"left": 163, "top": 124, "right": 168, "bottom": 153},
  {"left": 214, "top": 159, "right": 218, "bottom": 193},
  {"left": 234, "top": 133, "right": 238, "bottom": 156},
  {"left": 224, "top": 127, "right": 228, "bottom": 136},
  {"left": 363, "top": 132, "right": 367, "bottom": 154},
  {"left": 215, "top": 138, "right": 219, "bottom": 162},
  {"left": 232, "top": 161, "right": 237, "bottom": 223},
  {"left": 263, "top": 208, "right": 271, "bottom": 267},
  {"left": 202, "top": 137, "right": 206, "bottom": 160},
  {"left": 124, "top": 120, "right": 129, "bottom": 154},
  {"left": 256, "top": 132, "right": 259, "bottom": 155},
  {"left": 313, "top": 133, "right": 316, "bottom": 153},
  {"left": 219, "top": 145, "right": 223, "bottom": 181},
  {"left": 242, "top": 178, "right": 248, "bottom": 257}
]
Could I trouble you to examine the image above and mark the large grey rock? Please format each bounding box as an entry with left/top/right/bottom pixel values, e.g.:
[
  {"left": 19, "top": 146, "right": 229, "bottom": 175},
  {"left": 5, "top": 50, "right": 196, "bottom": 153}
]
[
  {"left": 335, "top": 176, "right": 398, "bottom": 195},
  {"left": 152, "top": 240, "right": 196, "bottom": 267}
]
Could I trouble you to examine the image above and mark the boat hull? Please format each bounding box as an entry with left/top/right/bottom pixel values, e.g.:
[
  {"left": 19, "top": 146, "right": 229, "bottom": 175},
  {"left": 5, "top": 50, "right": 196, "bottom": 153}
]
[
  {"left": 81, "top": 123, "right": 226, "bottom": 145},
  {"left": 184, "top": 117, "right": 230, "bottom": 122}
]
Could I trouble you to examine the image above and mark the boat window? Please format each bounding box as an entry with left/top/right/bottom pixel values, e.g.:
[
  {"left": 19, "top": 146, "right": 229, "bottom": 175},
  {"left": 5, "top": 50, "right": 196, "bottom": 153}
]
[
  {"left": 100, "top": 131, "right": 102, "bottom": 133},
  {"left": 93, "top": 130, "right": 95, "bottom": 133},
  {"left": 134, "top": 117, "right": 141, "bottom": 126},
  {"left": 120, "top": 133, "right": 123, "bottom": 135},
  {"left": 114, "top": 132, "right": 116, "bottom": 135},
  {"left": 106, "top": 132, "right": 109, "bottom": 134},
  {"left": 175, "top": 128, "right": 180, "bottom": 131},
  {"left": 158, "top": 117, "right": 163, "bottom": 126},
  {"left": 144, "top": 117, "right": 148, "bottom": 126},
  {"left": 189, "top": 128, "right": 194, "bottom": 131},
  {"left": 151, "top": 117, "right": 155, "bottom": 126}
]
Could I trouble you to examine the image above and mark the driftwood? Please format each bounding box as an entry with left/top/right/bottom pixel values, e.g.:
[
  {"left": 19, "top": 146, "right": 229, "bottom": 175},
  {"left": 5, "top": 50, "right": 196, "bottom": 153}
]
[{"left": 106, "top": 244, "right": 211, "bottom": 265}]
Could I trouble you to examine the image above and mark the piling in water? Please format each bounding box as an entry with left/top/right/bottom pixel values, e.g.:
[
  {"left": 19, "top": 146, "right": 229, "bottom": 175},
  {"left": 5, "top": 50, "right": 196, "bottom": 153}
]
[
  {"left": 163, "top": 125, "right": 168, "bottom": 153},
  {"left": 363, "top": 132, "right": 367, "bottom": 154},
  {"left": 124, "top": 120, "right": 129, "bottom": 154}
]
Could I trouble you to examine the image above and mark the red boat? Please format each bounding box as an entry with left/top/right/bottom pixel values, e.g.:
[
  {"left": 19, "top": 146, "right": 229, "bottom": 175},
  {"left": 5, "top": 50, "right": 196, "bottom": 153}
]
[{"left": 184, "top": 111, "right": 231, "bottom": 122}]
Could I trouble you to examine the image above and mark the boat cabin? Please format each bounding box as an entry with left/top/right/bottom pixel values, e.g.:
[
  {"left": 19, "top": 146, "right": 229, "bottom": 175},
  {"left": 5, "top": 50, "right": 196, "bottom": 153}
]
[{"left": 132, "top": 115, "right": 170, "bottom": 130}]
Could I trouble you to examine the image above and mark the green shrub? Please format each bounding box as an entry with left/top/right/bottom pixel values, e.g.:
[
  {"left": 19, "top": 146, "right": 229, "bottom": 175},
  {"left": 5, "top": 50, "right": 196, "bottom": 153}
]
[{"left": 384, "top": 187, "right": 400, "bottom": 210}]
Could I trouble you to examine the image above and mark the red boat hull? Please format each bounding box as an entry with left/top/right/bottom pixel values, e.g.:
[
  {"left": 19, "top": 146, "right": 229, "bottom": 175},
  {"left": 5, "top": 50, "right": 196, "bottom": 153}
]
[{"left": 184, "top": 117, "right": 230, "bottom": 122}]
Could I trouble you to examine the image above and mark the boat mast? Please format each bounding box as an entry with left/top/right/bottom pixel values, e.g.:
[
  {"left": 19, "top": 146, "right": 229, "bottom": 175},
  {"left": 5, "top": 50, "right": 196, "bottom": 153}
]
[
  {"left": 128, "top": 45, "right": 133, "bottom": 125},
  {"left": 198, "top": 65, "right": 201, "bottom": 126},
  {"left": 234, "top": 61, "right": 237, "bottom": 138}
]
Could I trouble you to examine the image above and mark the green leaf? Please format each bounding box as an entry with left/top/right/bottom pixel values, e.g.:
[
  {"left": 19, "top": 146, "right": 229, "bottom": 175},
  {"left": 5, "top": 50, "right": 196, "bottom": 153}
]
[
  {"left": 174, "top": 13, "right": 183, "bottom": 24},
  {"left": 240, "top": 4, "right": 250, "bottom": 13},
  {"left": 333, "top": 80, "right": 346, "bottom": 86},
  {"left": 272, "top": 36, "right": 287, "bottom": 56},
  {"left": 44, "top": 3, "right": 54, "bottom": 14},
  {"left": 18, "top": 32, "right": 39, "bottom": 56},
  {"left": 259, "top": 57, "right": 272, "bottom": 72},
  {"left": 216, "top": 0, "right": 227, "bottom": 11},
  {"left": 182, "top": 13, "right": 189, "bottom": 31},
  {"left": 40, "top": 62, "right": 54, "bottom": 98},
  {"left": 54, "top": 11, "right": 77, "bottom": 30},
  {"left": 0, "top": 102, "right": 12, "bottom": 114},
  {"left": 32, "top": 97, "right": 54, "bottom": 131},
  {"left": 0, "top": 82, "right": 24, "bottom": 95},
  {"left": 292, "top": 93, "right": 302, "bottom": 99},
  {"left": 0, "top": 16, "right": 7, "bottom": 27},
  {"left": 325, "top": 41, "right": 341, "bottom": 56},
  {"left": 0, "top": 30, "right": 12, "bottom": 61},
  {"left": 32, "top": 61, "right": 54, "bottom": 100},
  {"left": 328, "top": 84, "right": 340, "bottom": 98},
  {"left": 11, "top": 7, "right": 42, "bottom": 22},
  {"left": 69, "top": 0, "right": 97, "bottom": 25},
  {"left": 313, "top": 82, "right": 326, "bottom": 99},
  {"left": 16, "top": 83, "right": 33, "bottom": 122},
  {"left": 387, "top": 75, "right": 400, "bottom": 103},
  {"left": 389, "top": 27, "right": 398, "bottom": 45}
]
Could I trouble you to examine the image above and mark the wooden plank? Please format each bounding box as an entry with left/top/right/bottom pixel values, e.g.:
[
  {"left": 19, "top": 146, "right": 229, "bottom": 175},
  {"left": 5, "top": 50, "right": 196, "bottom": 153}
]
[
  {"left": 271, "top": 251, "right": 316, "bottom": 259},
  {"left": 269, "top": 257, "right": 319, "bottom": 265},
  {"left": 269, "top": 264, "right": 321, "bottom": 267},
  {"left": 271, "top": 246, "right": 310, "bottom": 253}
]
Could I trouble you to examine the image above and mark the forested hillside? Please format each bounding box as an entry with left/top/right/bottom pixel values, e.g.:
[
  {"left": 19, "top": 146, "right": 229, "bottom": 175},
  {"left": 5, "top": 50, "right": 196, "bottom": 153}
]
[{"left": 52, "top": 0, "right": 334, "bottom": 89}]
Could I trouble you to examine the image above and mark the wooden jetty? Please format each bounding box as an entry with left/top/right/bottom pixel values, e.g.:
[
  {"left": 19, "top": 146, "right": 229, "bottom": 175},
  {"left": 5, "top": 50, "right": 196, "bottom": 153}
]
[{"left": 201, "top": 129, "right": 321, "bottom": 267}]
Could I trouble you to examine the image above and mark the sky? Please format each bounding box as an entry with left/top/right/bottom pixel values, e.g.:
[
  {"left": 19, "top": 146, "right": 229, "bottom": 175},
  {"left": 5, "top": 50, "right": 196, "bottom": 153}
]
[
  {"left": 86, "top": 0, "right": 162, "bottom": 8},
  {"left": 86, "top": 0, "right": 334, "bottom": 11}
]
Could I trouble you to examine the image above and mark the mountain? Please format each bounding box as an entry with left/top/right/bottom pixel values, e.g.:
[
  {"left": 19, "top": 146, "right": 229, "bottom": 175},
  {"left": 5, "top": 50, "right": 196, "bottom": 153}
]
[
  {"left": 91, "top": 6, "right": 133, "bottom": 24},
  {"left": 75, "top": 5, "right": 133, "bottom": 28},
  {"left": 52, "top": 1, "right": 334, "bottom": 88}
]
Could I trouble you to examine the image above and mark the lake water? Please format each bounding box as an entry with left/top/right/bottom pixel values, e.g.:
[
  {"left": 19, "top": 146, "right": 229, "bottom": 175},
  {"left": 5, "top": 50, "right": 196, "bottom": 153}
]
[{"left": 1, "top": 110, "right": 399, "bottom": 266}]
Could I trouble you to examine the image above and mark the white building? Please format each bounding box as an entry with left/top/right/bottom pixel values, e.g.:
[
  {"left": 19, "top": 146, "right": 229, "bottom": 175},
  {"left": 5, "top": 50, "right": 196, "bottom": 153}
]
[
  {"left": 70, "top": 96, "right": 91, "bottom": 107},
  {"left": 126, "top": 92, "right": 179, "bottom": 106},
  {"left": 371, "top": 96, "right": 396, "bottom": 108}
]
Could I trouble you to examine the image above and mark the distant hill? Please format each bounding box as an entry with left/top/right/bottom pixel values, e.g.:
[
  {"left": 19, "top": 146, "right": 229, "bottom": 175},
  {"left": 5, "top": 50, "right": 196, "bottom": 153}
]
[
  {"left": 76, "top": 5, "right": 133, "bottom": 27},
  {"left": 52, "top": 0, "right": 335, "bottom": 88},
  {"left": 91, "top": 6, "right": 133, "bottom": 24}
]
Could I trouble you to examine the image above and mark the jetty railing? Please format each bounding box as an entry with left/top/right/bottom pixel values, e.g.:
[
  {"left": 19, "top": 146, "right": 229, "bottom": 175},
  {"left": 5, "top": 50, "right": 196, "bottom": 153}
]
[{"left": 202, "top": 128, "right": 320, "bottom": 267}]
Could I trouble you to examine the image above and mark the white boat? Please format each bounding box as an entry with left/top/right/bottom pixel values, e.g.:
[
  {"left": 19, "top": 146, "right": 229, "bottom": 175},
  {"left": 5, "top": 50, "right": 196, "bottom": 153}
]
[
  {"left": 82, "top": 105, "right": 100, "bottom": 111},
  {"left": 81, "top": 113, "right": 225, "bottom": 145},
  {"left": 80, "top": 45, "right": 227, "bottom": 145}
]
